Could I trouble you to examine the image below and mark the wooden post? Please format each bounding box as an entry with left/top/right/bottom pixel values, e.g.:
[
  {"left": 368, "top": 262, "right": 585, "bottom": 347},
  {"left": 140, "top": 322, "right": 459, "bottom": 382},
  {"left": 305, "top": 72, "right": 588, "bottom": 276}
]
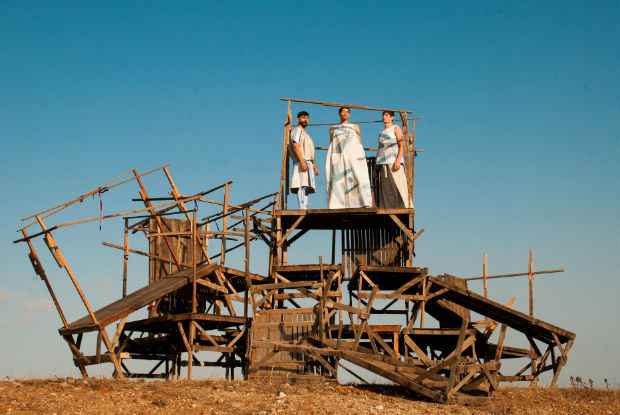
[
  {"left": 528, "top": 250, "right": 534, "bottom": 316},
  {"left": 279, "top": 101, "right": 292, "bottom": 209},
  {"left": 192, "top": 210, "right": 197, "bottom": 314},
  {"left": 399, "top": 112, "right": 412, "bottom": 207},
  {"left": 421, "top": 276, "right": 425, "bottom": 328},
  {"left": 483, "top": 252, "right": 488, "bottom": 298},
  {"left": 411, "top": 118, "right": 416, "bottom": 208},
  {"left": 35, "top": 216, "right": 99, "bottom": 325},
  {"left": 244, "top": 207, "right": 251, "bottom": 324},
  {"left": 21, "top": 229, "right": 68, "bottom": 328},
  {"left": 188, "top": 322, "right": 195, "bottom": 380},
  {"left": 221, "top": 183, "right": 230, "bottom": 266},
  {"left": 132, "top": 169, "right": 182, "bottom": 269},
  {"left": 163, "top": 166, "right": 211, "bottom": 264},
  {"left": 331, "top": 230, "right": 336, "bottom": 265},
  {"left": 122, "top": 218, "right": 129, "bottom": 297},
  {"left": 528, "top": 249, "right": 537, "bottom": 386}
]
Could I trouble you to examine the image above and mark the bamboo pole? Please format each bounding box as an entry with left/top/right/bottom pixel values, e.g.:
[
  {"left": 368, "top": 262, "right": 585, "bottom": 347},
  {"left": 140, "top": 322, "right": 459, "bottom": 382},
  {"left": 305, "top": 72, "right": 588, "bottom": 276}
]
[
  {"left": 279, "top": 101, "right": 292, "bottom": 209},
  {"left": 123, "top": 219, "right": 129, "bottom": 297},
  {"left": 22, "top": 229, "right": 68, "bottom": 328},
  {"left": 133, "top": 169, "right": 182, "bottom": 269},
  {"left": 15, "top": 191, "right": 216, "bottom": 244},
  {"left": 279, "top": 98, "right": 413, "bottom": 114},
  {"left": 163, "top": 166, "right": 212, "bottom": 265},
  {"left": 465, "top": 268, "right": 564, "bottom": 281},
  {"left": 36, "top": 216, "right": 99, "bottom": 325},
  {"left": 221, "top": 183, "right": 230, "bottom": 266},
  {"left": 483, "top": 252, "right": 488, "bottom": 298},
  {"left": 399, "top": 112, "right": 412, "bottom": 208},
  {"left": 529, "top": 250, "right": 534, "bottom": 316},
  {"left": 19, "top": 165, "right": 171, "bottom": 230}
]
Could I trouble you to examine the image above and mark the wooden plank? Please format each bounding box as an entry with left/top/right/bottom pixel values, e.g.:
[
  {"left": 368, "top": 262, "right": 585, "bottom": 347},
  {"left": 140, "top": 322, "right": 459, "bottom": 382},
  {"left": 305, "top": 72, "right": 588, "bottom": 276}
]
[
  {"left": 61, "top": 264, "right": 219, "bottom": 333},
  {"left": 277, "top": 214, "right": 306, "bottom": 247},
  {"left": 426, "top": 276, "right": 575, "bottom": 343},
  {"left": 279, "top": 98, "right": 413, "bottom": 114}
]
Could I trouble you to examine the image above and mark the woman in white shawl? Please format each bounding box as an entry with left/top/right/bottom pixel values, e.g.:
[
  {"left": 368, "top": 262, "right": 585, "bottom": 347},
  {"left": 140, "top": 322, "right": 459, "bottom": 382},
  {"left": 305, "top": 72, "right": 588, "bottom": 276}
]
[{"left": 325, "top": 107, "right": 372, "bottom": 209}]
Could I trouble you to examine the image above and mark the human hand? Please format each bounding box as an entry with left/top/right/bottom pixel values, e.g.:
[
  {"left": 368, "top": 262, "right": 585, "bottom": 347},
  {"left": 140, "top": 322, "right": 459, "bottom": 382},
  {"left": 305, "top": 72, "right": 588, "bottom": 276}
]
[
  {"left": 314, "top": 167, "right": 320, "bottom": 176},
  {"left": 300, "top": 161, "right": 308, "bottom": 172},
  {"left": 392, "top": 160, "right": 401, "bottom": 172}
]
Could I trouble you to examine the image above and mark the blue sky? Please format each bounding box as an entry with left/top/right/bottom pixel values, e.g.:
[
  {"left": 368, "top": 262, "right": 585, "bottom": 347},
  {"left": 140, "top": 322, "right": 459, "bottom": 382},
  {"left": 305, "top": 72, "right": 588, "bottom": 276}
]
[{"left": 1, "top": 1, "right": 618, "bottom": 386}]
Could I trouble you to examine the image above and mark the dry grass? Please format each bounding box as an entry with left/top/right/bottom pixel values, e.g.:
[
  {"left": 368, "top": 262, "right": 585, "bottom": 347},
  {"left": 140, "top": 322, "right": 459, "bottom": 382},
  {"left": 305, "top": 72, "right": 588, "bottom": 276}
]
[{"left": 0, "top": 377, "right": 618, "bottom": 415}]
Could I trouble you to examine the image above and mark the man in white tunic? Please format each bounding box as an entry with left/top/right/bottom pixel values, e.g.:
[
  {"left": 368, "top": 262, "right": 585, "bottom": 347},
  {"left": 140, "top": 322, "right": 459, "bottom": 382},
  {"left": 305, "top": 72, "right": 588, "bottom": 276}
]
[
  {"left": 373, "top": 110, "right": 411, "bottom": 208},
  {"left": 289, "top": 111, "right": 319, "bottom": 209},
  {"left": 326, "top": 107, "right": 373, "bottom": 209}
]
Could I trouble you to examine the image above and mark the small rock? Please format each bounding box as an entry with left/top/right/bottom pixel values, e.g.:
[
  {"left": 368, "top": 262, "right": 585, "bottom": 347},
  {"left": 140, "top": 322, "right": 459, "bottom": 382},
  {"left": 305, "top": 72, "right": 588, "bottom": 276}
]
[
  {"left": 258, "top": 411, "right": 267, "bottom": 415},
  {"left": 216, "top": 398, "right": 224, "bottom": 404},
  {"left": 376, "top": 405, "right": 384, "bottom": 410},
  {"left": 278, "top": 391, "right": 287, "bottom": 398}
]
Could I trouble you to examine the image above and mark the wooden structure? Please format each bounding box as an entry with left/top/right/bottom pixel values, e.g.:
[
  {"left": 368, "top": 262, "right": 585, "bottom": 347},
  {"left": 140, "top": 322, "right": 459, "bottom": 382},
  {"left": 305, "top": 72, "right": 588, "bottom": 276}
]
[{"left": 14, "top": 99, "right": 575, "bottom": 404}]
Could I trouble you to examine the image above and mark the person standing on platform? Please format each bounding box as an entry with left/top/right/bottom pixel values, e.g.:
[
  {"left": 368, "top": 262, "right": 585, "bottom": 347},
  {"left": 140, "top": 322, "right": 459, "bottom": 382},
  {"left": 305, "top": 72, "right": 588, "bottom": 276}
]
[
  {"left": 289, "top": 110, "right": 319, "bottom": 210},
  {"left": 326, "top": 107, "right": 373, "bottom": 209},
  {"left": 373, "top": 110, "right": 411, "bottom": 208}
]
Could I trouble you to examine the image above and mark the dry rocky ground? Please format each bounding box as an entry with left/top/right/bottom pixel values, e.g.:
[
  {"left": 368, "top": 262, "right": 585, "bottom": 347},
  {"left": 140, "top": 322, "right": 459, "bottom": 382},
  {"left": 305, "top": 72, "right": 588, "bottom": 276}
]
[{"left": 0, "top": 377, "right": 618, "bottom": 415}]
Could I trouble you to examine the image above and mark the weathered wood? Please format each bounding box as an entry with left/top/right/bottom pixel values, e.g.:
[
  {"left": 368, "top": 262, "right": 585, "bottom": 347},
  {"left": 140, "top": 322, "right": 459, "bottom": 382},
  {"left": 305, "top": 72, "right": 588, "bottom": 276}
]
[{"left": 279, "top": 98, "right": 413, "bottom": 114}]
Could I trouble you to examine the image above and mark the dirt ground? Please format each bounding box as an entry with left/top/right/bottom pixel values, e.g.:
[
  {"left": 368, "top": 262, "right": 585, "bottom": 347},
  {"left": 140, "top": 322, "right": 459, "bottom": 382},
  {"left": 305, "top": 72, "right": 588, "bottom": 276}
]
[{"left": 0, "top": 377, "right": 618, "bottom": 415}]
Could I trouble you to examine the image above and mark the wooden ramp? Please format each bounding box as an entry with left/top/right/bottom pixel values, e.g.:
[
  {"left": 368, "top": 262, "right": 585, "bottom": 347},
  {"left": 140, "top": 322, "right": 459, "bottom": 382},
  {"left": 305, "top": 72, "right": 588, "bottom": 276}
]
[
  {"left": 60, "top": 263, "right": 218, "bottom": 335},
  {"left": 426, "top": 275, "right": 575, "bottom": 344}
]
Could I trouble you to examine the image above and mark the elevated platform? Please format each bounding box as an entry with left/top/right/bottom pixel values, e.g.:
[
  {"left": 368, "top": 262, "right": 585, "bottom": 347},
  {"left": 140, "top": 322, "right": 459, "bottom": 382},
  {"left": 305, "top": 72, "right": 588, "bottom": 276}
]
[
  {"left": 277, "top": 208, "right": 414, "bottom": 230},
  {"left": 351, "top": 265, "right": 428, "bottom": 290},
  {"left": 272, "top": 264, "right": 343, "bottom": 282}
]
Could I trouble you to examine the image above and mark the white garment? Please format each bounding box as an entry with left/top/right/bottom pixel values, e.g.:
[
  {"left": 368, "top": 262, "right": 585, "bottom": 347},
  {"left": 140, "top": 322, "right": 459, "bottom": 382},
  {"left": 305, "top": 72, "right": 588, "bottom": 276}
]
[
  {"left": 376, "top": 125, "right": 403, "bottom": 165},
  {"left": 297, "top": 186, "right": 308, "bottom": 210},
  {"left": 325, "top": 123, "right": 372, "bottom": 209},
  {"left": 289, "top": 127, "right": 316, "bottom": 193}
]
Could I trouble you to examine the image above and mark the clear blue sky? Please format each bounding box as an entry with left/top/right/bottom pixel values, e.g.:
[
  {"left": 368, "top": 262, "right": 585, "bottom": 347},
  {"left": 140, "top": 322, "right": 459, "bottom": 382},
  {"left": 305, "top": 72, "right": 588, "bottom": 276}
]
[{"left": 1, "top": 1, "right": 618, "bottom": 386}]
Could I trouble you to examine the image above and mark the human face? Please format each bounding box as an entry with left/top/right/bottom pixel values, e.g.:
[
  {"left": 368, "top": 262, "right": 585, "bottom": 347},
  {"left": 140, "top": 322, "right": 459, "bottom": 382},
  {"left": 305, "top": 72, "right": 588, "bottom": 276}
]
[
  {"left": 339, "top": 108, "right": 350, "bottom": 122},
  {"left": 382, "top": 112, "right": 394, "bottom": 124},
  {"left": 298, "top": 115, "right": 309, "bottom": 127}
]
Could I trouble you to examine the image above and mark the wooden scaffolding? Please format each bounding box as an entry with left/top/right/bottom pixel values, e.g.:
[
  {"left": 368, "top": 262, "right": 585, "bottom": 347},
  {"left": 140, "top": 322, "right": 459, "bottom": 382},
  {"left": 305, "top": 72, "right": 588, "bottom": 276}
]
[{"left": 14, "top": 98, "right": 575, "bottom": 404}]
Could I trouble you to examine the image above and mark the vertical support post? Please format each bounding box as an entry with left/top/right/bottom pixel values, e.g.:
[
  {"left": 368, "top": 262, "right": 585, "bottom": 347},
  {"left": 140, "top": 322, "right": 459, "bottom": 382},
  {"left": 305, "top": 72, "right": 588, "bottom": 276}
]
[
  {"left": 244, "top": 206, "right": 252, "bottom": 379},
  {"left": 421, "top": 275, "right": 426, "bottom": 329},
  {"left": 483, "top": 252, "right": 488, "bottom": 298},
  {"left": 407, "top": 212, "right": 414, "bottom": 266},
  {"left": 528, "top": 250, "right": 534, "bottom": 316},
  {"left": 268, "top": 194, "right": 277, "bottom": 276},
  {"left": 244, "top": 206, "right": 251, "bottom": 324},
  {"left": 319, "top": 255, "right": 324, "bottom": 343},
  {"left": 192, "top": 210, "right": 197, "bottom": 314},
  {"left": 411, "top": 118, "right": 416, "bottom": 208},
  {"left": 528, "top": 249, "right": 537, "bottom": 386},
  {"left": 279, "top": 101, "right": 292, "bottom": 209},
  {"left": 221, "top": 183, "right": 230, "bottom": 266},
  {"left": 399, "top": 112, "right": 412, "bottom": 207},
  {"left": 275, "top": 216, "right": 282, "bottom": 266},
  {"left": 331, "top": 230, "right": 336, "bottom": 265},
  {"left": 188, "top": 322, "right": 195, "bottom": 380},
  {"left": 122, "top": 218, "right": 129, "bottom": 297}
]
